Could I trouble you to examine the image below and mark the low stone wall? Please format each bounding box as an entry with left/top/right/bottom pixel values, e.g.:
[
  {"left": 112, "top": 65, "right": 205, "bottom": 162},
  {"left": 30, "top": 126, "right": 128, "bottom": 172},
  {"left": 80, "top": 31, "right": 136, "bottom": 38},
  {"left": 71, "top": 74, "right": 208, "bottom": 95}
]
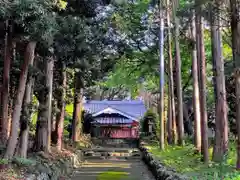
[
  {"left": 139, "top": 146, "right": 188, "bottom": 180},
  {"left": 24, "top": 150, "right": 83, "bottom": 180}
]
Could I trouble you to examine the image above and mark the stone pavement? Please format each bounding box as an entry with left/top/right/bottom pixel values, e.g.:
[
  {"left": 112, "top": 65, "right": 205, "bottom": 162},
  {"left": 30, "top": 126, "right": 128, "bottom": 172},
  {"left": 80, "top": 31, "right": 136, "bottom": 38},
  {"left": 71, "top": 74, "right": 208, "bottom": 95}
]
[{"left": 70, "top": 159, "right": 155, "bottom": 180}]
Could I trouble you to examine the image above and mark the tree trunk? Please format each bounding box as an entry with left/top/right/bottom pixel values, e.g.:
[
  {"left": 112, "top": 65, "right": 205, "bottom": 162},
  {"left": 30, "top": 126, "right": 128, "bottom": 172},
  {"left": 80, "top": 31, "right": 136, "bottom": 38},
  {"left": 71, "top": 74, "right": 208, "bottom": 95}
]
[
  {"left": 166, "top": 0, "right": 176, "bottom": 145},
  {"left": 230, "top": 0, "right": 240, "bottom": 169},
  {"left": 72, "top": 72, "right": 83, "bottom": 142},
  {"left": 231, "top": 0, "right": 240, "bottom": 68},
  {"left": 158, "top": 3, "right": 165, "bottom": 150},
  {"left": 51, "top": 100, "right": 57, "bottom": 132},
  {"left": 191, "top": 11, "right": 201, "bottom": 152},
  {"left": 211, "top": 1, "right": 228, "bottom": 162},
  {"left": 173, "top": 7, "right": 184, "bottom": 145},
  {"left": 46, "top": 58, "right": 54, "bottom": 152},
  {"left": 55, "top": 62, "right": 66, "bottom": 151},
  {"left": 19, "top": 121, "right": 30, "bottom": 158},
  {"left": 1, "top": 20, "right": 11, "bottom": 144},
  {"left": 34, "top": 57, "right": 54, "bottom": 153},
  {"left": 4, "top": 41, "right": 36, "bottom": 159},
  {"left": 196, "top": 2, "right": 209, "bottom": 163},
  {"left": 18, "top": 52, "right": 36, "bottom": 158},
  {"left": 235, "top": 70, "right": 240, "bottom": 169},
  {"left": 7, "top": 98, "right": 13, "bottom": 138},
  {"left": 34, "top": 104, "right": 48, "bottom": 152},
  {"left": 7, "top": 41, "right": 16, "bottom": 139}
]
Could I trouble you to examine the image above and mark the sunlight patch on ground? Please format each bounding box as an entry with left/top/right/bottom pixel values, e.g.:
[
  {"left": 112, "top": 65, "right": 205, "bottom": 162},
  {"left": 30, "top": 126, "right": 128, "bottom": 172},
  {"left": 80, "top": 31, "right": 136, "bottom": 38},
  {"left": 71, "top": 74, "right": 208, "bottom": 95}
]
[
  {"left": 81, "top": 162, "right": 131, "bottom": 168},
  {"left": 97, "top": 171, "right": 129, "bottom": 180}
]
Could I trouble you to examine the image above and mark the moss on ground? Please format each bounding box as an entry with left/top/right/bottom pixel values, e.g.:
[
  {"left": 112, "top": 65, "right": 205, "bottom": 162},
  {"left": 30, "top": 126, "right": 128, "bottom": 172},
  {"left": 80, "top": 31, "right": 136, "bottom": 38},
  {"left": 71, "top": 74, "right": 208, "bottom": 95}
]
[
  {"left": 97, "top": 171, "right": 129, "bottom": 180},
  {"left": 146, "top": 142, "right": 240, "bottom": 179}
]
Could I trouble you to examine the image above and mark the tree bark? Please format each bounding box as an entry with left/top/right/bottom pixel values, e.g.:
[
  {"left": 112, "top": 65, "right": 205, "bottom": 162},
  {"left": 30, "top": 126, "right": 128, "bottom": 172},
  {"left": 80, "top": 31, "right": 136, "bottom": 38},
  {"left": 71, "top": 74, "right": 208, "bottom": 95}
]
[
  {"left": 7, "top": 41, "right": 16, "bottom": 139},
  {"left": 34, "top": 104, "right": 48, "bottom": 152},
  {"left": 235, "top": 70, "right": 240, "bottom": 169},
  {"left": 231, "top": 0, "right": 240, "bottom": 68},
  {"left": 173, "top": 11, "right": 184, "bottom": 145},
  {"left": 196, "top": 2, "right": 209, "bottom": 163},
  {"left": 191, "top": 11, "right": 201, "bottom": 152},
  {"left": 211, "top": 1, "right": 228, "bottom": 162},
  {"left": 72, "top": 72, "right": 83, "bottom": 142},
  {"left": 158, "top": 3, "right": 165, "bottom": 150},
  {"left": 34, "top": 57, "right": 54, "bottom": 153},
  {"left": 166, "top": 0, "right": 175, "bottom": 145},
  {"left": 54, "top": 62, "right": 66, "bottom": 150},
  {"left": 230, "top": 0, "right": 240, "bottom": 169},
  {"left": 1, "top": 20, "right": 11, "bottom": 144},
  {"left": 46, "top": 58, "right": 54, "bottom": 152},
  {"left": 166, "top": 0, "right": 174, "bottom": 144},
  {"left": 4, "top": 41, "right": 36, "bottom": 159},
  {"left": 18, "top": 52, "right": 36, "bottom": 158}
]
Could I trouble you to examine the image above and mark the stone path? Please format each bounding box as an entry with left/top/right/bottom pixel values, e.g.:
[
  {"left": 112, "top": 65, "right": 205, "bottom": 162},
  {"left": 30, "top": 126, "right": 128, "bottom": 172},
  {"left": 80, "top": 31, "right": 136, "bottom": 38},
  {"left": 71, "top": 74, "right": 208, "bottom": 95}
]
[{"left": 71, "top": 159, "right": 155, "bottom": 180}]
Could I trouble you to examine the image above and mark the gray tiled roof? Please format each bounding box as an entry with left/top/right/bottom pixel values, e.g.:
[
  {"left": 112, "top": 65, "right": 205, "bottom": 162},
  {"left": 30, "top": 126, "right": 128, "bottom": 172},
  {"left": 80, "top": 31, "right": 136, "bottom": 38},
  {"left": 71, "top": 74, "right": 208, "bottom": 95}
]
[{"left": 83, "top": 100, "right": 146, "bottom": 120}]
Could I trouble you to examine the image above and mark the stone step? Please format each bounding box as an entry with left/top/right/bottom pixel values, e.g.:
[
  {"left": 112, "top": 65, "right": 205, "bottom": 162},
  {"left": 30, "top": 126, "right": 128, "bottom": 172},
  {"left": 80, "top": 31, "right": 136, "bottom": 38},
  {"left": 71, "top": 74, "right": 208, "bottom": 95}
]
[
  {"left": 83, "top": 150, "right": 141, "bottom": 158},
  {"left": 83, "top": 155, "right": 141, "bottom": 160},
  {"left": 82, "top": 148, "right": 139, "bottom": 153}
]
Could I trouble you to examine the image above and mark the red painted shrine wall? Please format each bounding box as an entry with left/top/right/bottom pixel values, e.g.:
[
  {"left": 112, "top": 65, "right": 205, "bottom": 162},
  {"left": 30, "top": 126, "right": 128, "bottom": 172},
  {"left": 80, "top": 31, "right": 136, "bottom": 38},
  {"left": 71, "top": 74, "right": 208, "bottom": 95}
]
[{"left": 98, "top": 121, "right": 139, "bottom": 139}]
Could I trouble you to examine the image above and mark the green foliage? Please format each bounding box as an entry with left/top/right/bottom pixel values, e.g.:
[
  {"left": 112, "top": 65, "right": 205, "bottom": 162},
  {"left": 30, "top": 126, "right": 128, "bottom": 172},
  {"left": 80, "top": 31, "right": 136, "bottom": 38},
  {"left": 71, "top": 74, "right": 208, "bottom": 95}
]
[
  {"left": 100, "top": 49, "right": 160, "bottom": 97},
  {"left": 0, "top": 0, "right": 58, "bottom": 45},
  {"left": 12, "top": 157, "right": 36, "bottom": 166},
  {"left": 111, "top": 0, "right": 150, "bottom": 34},
  {"left": 15, "top": 0, "right": 57, "bottom": 40},
  {"left": 0, "top": 1, "right": 11, "bottom": 18},
  {"left": 54, "top": 15, "right": 87, "bottom": 64},
  {"left": 146, "top": 142, "right": 238, "bottom": 180},
  {"left": 56, "top": 0, "right": 67, "bottom": 10},
  {"left": 141, "top": 110, "right": 157, "bottom": 133},
  {"left": 97, "top": 0, "right": 161, "bottom": 96},
  {"left": 65, "top": 104, "right": 74, "bottom": 116},
  {"left": 99, "top": 57, "right": 142, "bottom": 97},
  {"left": 0, "top": 158, "right": 8, "bottom": 165}
]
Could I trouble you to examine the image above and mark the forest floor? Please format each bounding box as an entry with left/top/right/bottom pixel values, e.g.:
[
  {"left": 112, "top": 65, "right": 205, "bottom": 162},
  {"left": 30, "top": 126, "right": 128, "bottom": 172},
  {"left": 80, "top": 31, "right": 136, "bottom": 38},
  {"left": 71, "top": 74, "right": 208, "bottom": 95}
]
[{"left": 146, "top": 141, "right": 240, "bottom": 180}]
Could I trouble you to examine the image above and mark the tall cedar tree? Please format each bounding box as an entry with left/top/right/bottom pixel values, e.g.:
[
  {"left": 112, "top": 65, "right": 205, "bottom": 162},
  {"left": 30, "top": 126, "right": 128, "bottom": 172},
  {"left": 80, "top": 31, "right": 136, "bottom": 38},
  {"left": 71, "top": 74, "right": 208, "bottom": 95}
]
[
  {"left": 158, "top": 1, "right": 165, "bottom": 150},
  {"left": 191, "top": 10, "right": 201, "bottom": 152},
  {"left": 72, "top": 72, "right": 83, "bottom": 142},
  {"left": 230, "top": 0, "right": 240, "bottom": 169},
  {"left": 195, "top": 1, "right": 209, "bottom": 162},
  {"left": 5, "top": 42, "right": 36, "bottom": 159},
  {"left": 55, "top": 61, "right": 66, "bottom": 150},
  {"left": 211, "top": 1, "right": 229, "bottom": 162},
  {"left": 1, "top": 20, "right": 11, "bottom": 144},
  {"left": 173, "top": 0, "right": 185, "bottom": 145}
]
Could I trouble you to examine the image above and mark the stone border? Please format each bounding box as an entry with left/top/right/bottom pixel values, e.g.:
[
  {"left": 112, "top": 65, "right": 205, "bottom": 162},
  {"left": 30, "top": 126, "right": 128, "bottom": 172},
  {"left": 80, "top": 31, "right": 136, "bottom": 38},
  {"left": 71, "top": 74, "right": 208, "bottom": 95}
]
[{"left": 139, "top": 146, "right": 189, "bottom": 180}]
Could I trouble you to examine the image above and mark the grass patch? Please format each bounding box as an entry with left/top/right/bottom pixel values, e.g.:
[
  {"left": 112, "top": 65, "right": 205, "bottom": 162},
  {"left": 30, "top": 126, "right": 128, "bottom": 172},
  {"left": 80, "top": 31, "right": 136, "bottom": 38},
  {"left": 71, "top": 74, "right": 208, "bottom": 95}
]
[
  {"left": 97, "top": 171, "right": 129, "bottom": 180},
  {"left": 145, "top": 142, "right": 240, "bottom": 179}
]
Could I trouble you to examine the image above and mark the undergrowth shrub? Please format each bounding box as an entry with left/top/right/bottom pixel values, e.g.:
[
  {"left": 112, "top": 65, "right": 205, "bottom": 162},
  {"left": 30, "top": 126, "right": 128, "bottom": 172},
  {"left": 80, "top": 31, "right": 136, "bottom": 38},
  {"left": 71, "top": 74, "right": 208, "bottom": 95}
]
[{"left": 12, "top": 157, "right": 36, "bottom": 167}]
